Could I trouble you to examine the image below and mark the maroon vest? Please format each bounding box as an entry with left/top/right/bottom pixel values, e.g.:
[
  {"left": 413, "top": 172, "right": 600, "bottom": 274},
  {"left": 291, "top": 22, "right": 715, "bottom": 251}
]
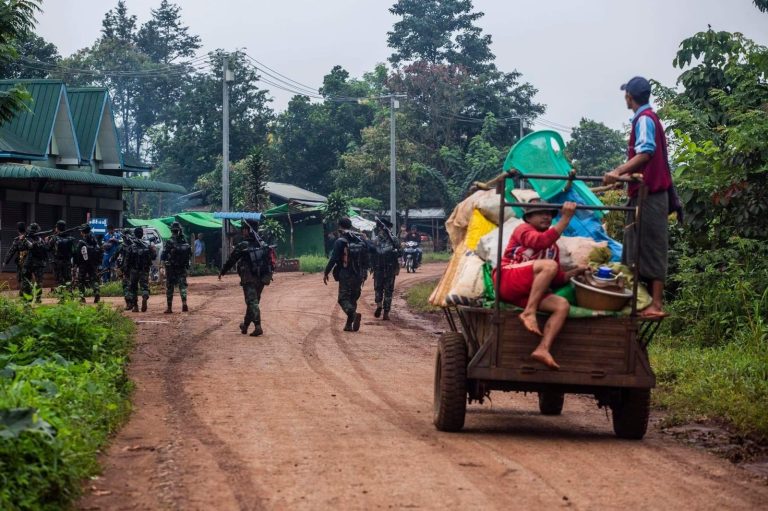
[{"left": 627, "top": 108, "right": 673, "bottom": 197}]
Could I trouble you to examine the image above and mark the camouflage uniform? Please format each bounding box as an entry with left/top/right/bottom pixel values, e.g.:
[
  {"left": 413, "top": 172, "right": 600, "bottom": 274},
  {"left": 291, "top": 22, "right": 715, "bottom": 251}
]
[
  {"left": 162, "top": 226, "right": 190, "bottom": 312},
  {"left": 220, "top": 231, "right": 274, "bottom": 336},
  {"left": 126, "top": 228, "right": 156, "bottom": 312},
  {"left": 20, "top": 225, "right": 48, "bottom": 303},
  {"left": 75, "top": 231, "right": 101, "bottom": 303},
  {"left": 372, "top": 230, "right": 400, "bottom": 319},
  {"left": 48, "top": 227, "right": 74, "bottom": 289},
  {"left": 3, "top": 233, "right": 28, "bottom": 297},
  {"left": 324, "top": 229, "right": 370, "bottom": 331}
]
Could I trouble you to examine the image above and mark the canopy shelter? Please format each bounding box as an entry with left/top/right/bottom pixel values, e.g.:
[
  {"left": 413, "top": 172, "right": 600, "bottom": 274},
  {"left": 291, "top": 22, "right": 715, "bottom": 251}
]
[
  {"left": 125, "top": 217, "right": 173, "bottom": 239},
  {"left": 262, "top": 201, "right": 325, "bottom": 257}
]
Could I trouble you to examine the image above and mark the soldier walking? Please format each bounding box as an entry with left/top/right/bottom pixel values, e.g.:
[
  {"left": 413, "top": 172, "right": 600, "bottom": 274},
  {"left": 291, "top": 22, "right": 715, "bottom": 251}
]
[
  {"left": 109, "top": 229, "right": 134, "bottom": 310},
  {"left": 20, "top": 223, "right": 48, "bottom": 303},
  {"left": 218, "top": 221, "right": 275, "bottom": 337},
  {"left": 2, "top": 222, "right": 28, "bottom": 297},
  {"left": 162, "top": 222, "right": 191, "bottom": 313},
  {"left": 372, "top": 218, "right": 400, "bottom": 321},
  {"left": 125, "top": 227, "right": 156, "bottom": 313},
  {"left": 323, "top": 217, "right": 370, "bottom": 332},
  {"left": 75, "top": 224, "right": 101, "bottom": 303},
  {"left": 47, "top": 220, "right": 75, "bottom": 290}
]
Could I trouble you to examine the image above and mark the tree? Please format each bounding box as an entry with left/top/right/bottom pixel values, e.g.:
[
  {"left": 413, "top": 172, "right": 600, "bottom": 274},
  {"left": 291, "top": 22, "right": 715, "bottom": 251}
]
[
  {"left": 565, "top": 118, "right": 626, "bottom": 176},
  {"left": 241, "top": 147, "right": 270, "bottom": 212},
  {"left": 323, "top": 190, "right": 351, "bottom": 224},
  {"left": 387, "top": 0, "right": 494, "bottom": 74},
  {"left": 0, "top": 30, "right": 59, "bottom": 79},
  {"left": 151, "top": 51, "right": 273, "bottom": 190},
  {"left": 0, "top": 0, "right": 41, "bottom": 123}
]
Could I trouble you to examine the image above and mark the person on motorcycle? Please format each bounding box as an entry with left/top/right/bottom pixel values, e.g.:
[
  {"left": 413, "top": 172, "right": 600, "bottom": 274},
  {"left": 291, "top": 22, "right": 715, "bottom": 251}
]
[{"left": 404, "top": 226, "right": 423, "bottom": 267}]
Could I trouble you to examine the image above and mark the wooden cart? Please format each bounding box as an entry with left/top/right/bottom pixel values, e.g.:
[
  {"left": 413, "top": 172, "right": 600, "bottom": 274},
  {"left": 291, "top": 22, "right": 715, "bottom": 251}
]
[{"left": 433, "top": 171, "right": 663, "bottom": 439}]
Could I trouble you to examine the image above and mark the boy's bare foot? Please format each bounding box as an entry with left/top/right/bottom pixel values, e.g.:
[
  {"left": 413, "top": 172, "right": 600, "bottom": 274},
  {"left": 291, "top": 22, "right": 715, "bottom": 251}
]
[
  {"left": 531, "top": 349, "right": 560, "bottom": 370},
  {"left": 639, "top": 305, "right": 669, "bottom": 319},
  {"left": 519, "top": 311, "right": 542, "bottom": 336}
]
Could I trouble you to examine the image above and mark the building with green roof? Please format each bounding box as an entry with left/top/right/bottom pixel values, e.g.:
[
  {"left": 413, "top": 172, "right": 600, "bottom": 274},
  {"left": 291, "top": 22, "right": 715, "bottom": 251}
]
[{"left": 0, "top": 79, "right": 185, "bottom": 277}]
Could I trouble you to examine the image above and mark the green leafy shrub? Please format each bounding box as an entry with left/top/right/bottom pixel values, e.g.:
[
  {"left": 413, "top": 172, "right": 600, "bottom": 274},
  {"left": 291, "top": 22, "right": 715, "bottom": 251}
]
[
  {"left": 0, "top": 297, "right": 134, "bottom": 510},
  {"left": 297, "top": 254, "right": 328, "bottom": 274}
]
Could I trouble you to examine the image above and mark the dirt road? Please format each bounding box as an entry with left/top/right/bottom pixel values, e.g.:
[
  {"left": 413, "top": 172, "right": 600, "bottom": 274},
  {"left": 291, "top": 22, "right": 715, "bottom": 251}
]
[{"left": 79, "top": 264, "right": 767, "bottom": 510}]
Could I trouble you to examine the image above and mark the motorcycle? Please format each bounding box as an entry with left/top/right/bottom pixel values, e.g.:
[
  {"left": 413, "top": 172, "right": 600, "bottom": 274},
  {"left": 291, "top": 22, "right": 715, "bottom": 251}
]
[{"left": 402, "top": 241, "right": 420, "bottom": 273}]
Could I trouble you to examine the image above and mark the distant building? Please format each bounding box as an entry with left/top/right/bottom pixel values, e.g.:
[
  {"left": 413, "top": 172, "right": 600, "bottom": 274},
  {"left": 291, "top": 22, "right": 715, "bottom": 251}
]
[{"left": 0, "top": 80, "right": 185, "bottom": 277}]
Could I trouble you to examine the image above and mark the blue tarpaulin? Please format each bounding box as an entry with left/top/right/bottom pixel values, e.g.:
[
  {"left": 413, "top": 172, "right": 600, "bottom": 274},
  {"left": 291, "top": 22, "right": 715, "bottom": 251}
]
[{"left": 551, "top": 188, "right": 623, "bottom": 261}]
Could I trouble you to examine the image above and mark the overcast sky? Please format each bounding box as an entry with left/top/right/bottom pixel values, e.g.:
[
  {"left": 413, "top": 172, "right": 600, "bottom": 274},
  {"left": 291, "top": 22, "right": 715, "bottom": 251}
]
[{"left": 36, "top": 0, "right": 768, "bottom": 136}]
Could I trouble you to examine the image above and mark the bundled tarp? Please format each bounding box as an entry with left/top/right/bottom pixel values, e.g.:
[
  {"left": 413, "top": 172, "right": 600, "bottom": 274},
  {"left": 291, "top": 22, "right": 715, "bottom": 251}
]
[{"left": 125, "top": 218, "right": 173, "bottom": 239}]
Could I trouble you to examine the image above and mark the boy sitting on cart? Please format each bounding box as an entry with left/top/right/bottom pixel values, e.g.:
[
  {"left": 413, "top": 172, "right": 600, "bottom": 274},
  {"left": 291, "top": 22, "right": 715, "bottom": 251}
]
[{"left": 496, "top": 199, "right": 587, "bottom": 370}]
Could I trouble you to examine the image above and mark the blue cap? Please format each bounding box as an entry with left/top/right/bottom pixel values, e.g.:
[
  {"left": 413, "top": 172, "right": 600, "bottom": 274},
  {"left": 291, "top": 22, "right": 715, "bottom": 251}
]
[{"left": 620, "top": 76, "right": 651, "bottom": 99}]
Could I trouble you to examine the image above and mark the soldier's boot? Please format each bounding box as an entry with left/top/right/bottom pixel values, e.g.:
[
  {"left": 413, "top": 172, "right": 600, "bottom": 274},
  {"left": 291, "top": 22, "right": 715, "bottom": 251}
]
[
  {"left": 141, "top": 296, "right": 148, "bottom": 312},
  {"left": 374, "top": 306, "right": 382, "bottom": 318},
  {"left": 132, "top": 302, "right": 139, "bottom": 313},
  {"left": 124, "top": 301, "right": 133, "bottom": 311},
  {"left": 352, "top": 313, "right": 362, "bottom": 332},
  {"left": 343, "top": 314, "right": 354, "bottom": 332},
  {"left": 164, "top": 299, "right": 173, "bottom": 314},
  {"left": 94, "top": 294, "right": 100, "bottom": 304},
  {"left": 181, "top": 300, "right": 189, "bottom": 312},
  {"left": 240, "top": 320, "right": 250, "bottom": 334},
  {"left": 250, "top": 323, "right": 263, "bottom": 337},
  {"left": 383, "top": 310, "right": 390, "bottom": 321}
]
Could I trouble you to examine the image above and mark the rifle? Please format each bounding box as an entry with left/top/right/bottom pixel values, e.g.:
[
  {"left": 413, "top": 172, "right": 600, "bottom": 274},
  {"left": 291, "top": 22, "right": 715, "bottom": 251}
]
[
  {"left": 374, "top": 216, "right": 400, "bottom": 248},
  {"left": 36, "top": 224, "right": 85, "bottom": 238}
]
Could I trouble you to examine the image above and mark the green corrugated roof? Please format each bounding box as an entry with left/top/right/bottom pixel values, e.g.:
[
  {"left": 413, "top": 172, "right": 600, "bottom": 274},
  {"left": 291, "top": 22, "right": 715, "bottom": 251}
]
[
  {"left": 0, "top": 163, "right": 186, "bottom": 193},
  {"left": 67, "top": 88, "right": 107, "bottom": 160},
  {"left": 0, "top": 80, "right": 65, "bottom": 157}
]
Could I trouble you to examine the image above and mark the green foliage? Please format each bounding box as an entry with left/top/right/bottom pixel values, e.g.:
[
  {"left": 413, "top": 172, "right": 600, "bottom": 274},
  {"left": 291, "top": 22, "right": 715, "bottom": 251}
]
[
  {"left": 421, "top": 251, "right": 452, "bottom": 264},
  {"left": 297, "top": 254, "right": 328, "bottom": 274},
  {"left": 188, "top": 263, "right": 218, "bottom": 276},
  {"left": 240, "top": 147, "right": 270, "bottom": 212},
  {"left": 404, "top": 279, "right": 440, "bottom": 313},
  {"left": 0, "top": 297, "right": 135, "bottom": 509},
  {"left": 323, "top": 191, "right": 351, "bottom": 225},
  {"left": 349, "top": 197, "right": 383, "bottom": 212},
  {"left": 260, "top": 218, "right": 285, "bottom": 244},
  {"left": 565, "top": 118, "right": 625, "bottom": 176},
  {"left": 0, "top": 0, "right": 40, "bottom": 123}
]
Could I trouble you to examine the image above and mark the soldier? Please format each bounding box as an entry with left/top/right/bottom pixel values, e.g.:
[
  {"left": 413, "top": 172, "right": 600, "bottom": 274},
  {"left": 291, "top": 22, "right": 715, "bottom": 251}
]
[
  {"left": 218, "top": 221, "right": 275, "bottom": 337},
  {"left": 20, "top": 223, "right": 48, "bottom": 303},
  {"left": 162, "top": 221, "right": 191, "bottom": 313},
  {"left": 323, "top": 217, "right": 370, "bottom": 332},
  {"left": 47, "top": 220, "right": 75, "bottom": 290},
  {"left": 125, "top": 227, "right": 156, "bottom": 313},
  {"left": 371, "top": 217, "right": 401, "bottom": 321},
  {"left": 2, "top": 222, "right": 27, "bottom": 297},
  {"left": 74, "top": 224, "right": 101, "bottom": 303},
  {"left": 110, "top": 229, "right": 135, "bottom": 310}
]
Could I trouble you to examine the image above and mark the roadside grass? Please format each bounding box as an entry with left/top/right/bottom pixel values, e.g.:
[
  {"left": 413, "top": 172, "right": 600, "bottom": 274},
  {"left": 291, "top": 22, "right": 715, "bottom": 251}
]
[
  {"left": 422, "top": 251, "right": 452, "bottom": 264},
  {"left": 651, "top": 333, "right": 768, "bottom": 439},
  {"left": 51, "top": 280, "right": 163, "bottom": 298},
  {"left": 298, "top": 254, "right": 327, "bottom": 273},
  {"left": 0, "top": 296, "right": 135, "bottom": 509},
  {"left": 405, "top": 279, "right": 441, "bottom": 314}
]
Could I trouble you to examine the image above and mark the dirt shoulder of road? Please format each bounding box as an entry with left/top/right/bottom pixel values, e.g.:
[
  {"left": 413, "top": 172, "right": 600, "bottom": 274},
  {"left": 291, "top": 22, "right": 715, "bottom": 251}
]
[{"left": 397, "top": 274, "right": 768, "bottom": 482}]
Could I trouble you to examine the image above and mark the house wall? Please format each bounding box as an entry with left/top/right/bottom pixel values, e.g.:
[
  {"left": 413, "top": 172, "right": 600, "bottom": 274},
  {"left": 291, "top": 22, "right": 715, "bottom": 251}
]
[{"left": 277, "top": 221, "right": 325, "bottom": 257}]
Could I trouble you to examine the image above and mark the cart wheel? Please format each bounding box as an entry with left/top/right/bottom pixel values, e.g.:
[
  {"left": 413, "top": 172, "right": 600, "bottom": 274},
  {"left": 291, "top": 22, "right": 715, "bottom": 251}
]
[
  {"left": 538, "top": 392, "right": 564, "bottom": 415},
  {"left": 611, "top": 389, "right": 651, "bottom": 439},
  {"left": 433, "top": 332, "right": 467, "bottom": 432}
]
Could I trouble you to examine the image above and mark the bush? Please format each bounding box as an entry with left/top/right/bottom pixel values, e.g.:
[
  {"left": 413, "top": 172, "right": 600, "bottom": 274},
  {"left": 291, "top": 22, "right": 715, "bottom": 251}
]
[
  {"left": 0, "top": 297, "right": 134, "bottom": 510},
  {"left": 298, "top": 254, "right": 328, "bottom": 274}
]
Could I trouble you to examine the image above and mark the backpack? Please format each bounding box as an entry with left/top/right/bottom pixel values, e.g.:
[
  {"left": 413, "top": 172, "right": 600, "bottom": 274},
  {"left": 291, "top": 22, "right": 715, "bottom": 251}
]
[
  {"left": 343, "top": 232, "right": 369, "bottom": 275},
  {"left": 170, "top": 241, "right": 191, "bottom": 268},
  {"left": 129, "top": 241, "right": 153, "bottom": 270},
  {"left": 76, "top": 239, "right": 101, "bottom": 266},
  {"left": 55, "top": 236, "right": 74, "bottom": 260},
  {"left": 29, "top": 237, "right": 47, "bottom": 259}
]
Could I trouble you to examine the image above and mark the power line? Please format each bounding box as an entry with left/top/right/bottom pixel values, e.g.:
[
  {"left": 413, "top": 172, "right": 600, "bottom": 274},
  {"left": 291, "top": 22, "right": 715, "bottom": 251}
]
[
  {"left": 242, "top": 53, "right": 319, "bottom": 95},
  {"left": 17, "top": 55, "right": 212, "bottom": 77}
]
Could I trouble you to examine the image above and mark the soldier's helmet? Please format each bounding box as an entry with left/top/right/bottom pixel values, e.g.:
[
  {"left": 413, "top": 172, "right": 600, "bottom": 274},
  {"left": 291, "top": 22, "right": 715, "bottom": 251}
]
[
  {"left": 17, "top": 221, "right": 26, "bottom": 233},
  {"left": 56, "top": 220, "right": 66, "bottom": 230},
  {"left": 134, "top": 227, "right": 144, "bottom": 238},
  {"left": 170, "top": 221, "right": 182, "bottom": 231},
  {"left": 28, "top": 223, "right": 40, "bottom": 233}
]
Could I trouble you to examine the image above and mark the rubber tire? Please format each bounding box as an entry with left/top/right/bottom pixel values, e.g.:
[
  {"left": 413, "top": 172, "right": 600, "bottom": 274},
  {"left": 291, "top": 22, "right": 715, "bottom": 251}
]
[
  {"left": 538, "top": 392, "right": 565, "bottom": 415},
  {"left": 611, "top": 389, "right": 651, "bottom": 440},
  {"left": 433, "top": 332, "right": 468, "bottom": 432},
  {"left": 406, "top": 258, "right": 414, "bottom": 273}
]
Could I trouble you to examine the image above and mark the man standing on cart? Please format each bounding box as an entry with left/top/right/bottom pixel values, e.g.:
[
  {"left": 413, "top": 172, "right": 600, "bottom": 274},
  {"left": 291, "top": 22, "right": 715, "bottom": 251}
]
[
  {"left": 604, "top": 76, "right": 675, "bottom": 319},
  {"left": 496, "top": 200, "right": 587, "bottom": 369}
]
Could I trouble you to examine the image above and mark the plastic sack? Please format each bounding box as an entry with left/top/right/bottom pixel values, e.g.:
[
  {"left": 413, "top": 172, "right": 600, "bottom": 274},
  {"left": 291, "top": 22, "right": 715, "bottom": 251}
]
[
  {"left": 465, "top": 209, "right": 497, "bottom": 251},
  {"left": 428, "top": 240, "right": 467, "bottom": 307},
  {"left": 558, "top": 237, "right": 608, "bottom": 271},
  {"left": 475, "top": 217, "right": 524, "bottom": 267},
  {"left": 445, "top": 251, "right": 486, "bottom": 306}
]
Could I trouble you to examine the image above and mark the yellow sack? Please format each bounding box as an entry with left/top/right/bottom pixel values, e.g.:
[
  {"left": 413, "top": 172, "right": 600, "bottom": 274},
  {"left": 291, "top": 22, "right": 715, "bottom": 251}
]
[
  {"left": 465, "top": 209, "right": 496, "bottom": 251},
  {"left": 429, "top": 240, "right": 467, "bottom": 307}
]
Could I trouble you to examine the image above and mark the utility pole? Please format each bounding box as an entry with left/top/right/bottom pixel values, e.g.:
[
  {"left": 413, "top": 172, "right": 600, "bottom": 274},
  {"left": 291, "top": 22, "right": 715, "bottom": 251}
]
[
  {"left": 221, "top": 54, "right": 234, "bottom": 263},
  {"left": 384, "top": 94, "right": 406, "bottom": 229}
]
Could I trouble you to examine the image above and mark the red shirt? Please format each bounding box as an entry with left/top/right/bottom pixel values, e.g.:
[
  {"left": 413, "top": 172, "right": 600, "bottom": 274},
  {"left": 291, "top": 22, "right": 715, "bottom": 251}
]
[{"left": 501, "top": 223, "right": 568, "bottom": 287}]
